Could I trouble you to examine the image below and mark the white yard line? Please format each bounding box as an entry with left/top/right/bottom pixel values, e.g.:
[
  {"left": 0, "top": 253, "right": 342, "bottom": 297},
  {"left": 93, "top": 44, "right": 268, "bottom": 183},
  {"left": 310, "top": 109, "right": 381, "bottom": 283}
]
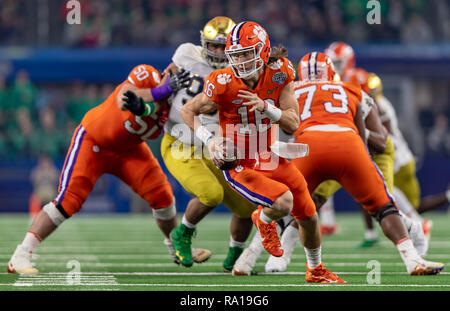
[{"left": 1, "top": 282, "right": 450, "bottom": 288}]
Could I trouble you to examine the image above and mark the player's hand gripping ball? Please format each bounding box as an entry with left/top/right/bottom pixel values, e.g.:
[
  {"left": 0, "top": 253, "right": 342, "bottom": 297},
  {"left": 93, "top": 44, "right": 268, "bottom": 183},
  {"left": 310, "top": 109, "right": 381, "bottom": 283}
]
[{"left": 209, "top": 137, "right": 240, "bottom": 170}]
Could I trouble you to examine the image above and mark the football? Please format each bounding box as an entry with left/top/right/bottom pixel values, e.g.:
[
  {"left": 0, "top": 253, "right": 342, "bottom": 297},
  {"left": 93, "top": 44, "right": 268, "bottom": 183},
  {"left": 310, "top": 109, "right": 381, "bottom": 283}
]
[{"left": 214, "top": 139, "right": 240, "bottom": 171}]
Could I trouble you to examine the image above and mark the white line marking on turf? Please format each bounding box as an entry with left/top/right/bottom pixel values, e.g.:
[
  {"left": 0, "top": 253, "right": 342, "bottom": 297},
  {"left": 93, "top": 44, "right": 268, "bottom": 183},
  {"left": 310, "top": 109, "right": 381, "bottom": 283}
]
[
  {"left": 2, "top": 262, "right": 448, "bottom": 268},
  {"left": 2, "top": 271, "right": 448, "bottom": 276},
  {"left": 2, "top": 282, "right": 450, "bottom": 288},
  {"left": 1, "top": 253, "right": 449, "bottom": 260}
]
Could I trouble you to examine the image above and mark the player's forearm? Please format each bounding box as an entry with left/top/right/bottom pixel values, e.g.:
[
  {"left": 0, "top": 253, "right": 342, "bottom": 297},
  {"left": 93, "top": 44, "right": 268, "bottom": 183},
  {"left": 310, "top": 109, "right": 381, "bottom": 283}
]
[
  {"left": 278, "top": 108, "right": 300, "bottom": 134},
  {"left": 117, "top": 83, "right": 158, "bottom": 110},
  {"left": 180, "top": 104, "right": 197, "bottom": 131},
  {"left": 365, "top": 109, "right": 387, "bottom": 153}
]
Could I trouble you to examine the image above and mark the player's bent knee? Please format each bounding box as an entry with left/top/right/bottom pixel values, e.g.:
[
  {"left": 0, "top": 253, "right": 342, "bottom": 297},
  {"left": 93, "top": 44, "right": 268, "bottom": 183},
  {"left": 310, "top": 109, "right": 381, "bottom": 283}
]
[
  {"left": 373, "top": 202, "right": 399, "bottom": 223},
  {"left": 152, "top": 197, "right": 177, "bottom": 220},
  {"left": 273, "top": 191, "right": 293, "bottom": 215},
  {"left": 43, "top": 202, "right": 69, "bottom": 226},
  {"left": 198, "top": 184, "right": 224, "bottom": 207},
  {"left": 143, "top": 185, "right": 173, "bottom": 209}
]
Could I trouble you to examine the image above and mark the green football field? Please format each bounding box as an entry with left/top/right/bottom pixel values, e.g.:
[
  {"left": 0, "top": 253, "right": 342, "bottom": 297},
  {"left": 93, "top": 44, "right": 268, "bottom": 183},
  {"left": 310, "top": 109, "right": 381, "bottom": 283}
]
[{"left": 0, "top": 212, "right": 449, "bottom": 291}]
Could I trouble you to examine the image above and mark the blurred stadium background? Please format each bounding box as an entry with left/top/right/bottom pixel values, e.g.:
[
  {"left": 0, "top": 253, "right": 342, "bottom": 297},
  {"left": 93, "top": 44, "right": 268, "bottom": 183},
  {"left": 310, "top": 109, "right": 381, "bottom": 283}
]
[{"left": 0, "top": 0, "right": 449, "bottom": 215}]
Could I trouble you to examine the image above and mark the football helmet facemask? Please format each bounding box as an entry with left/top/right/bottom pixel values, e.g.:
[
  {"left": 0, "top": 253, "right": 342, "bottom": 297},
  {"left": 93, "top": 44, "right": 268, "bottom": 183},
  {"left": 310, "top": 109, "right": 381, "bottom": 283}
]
[
  {"left": 225, "top": 21, "right": 271, "bottom": 79},
  {"left": 201, "top": 16, "right": 236, "bottom": 69}
]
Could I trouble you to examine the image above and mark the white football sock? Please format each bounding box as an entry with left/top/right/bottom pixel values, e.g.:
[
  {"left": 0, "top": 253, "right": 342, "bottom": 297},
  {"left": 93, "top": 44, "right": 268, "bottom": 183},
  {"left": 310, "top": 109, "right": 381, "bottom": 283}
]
[
  {"left": 319, "top": 197, "right": 336, "bottom": 226},
  {"left": 21, "top": 232, "right": 41, "bottom": 252},
  {"left": 393, "top": 187, "right": 423, "bottom": 222},
  {"left": 364, "top": 229, "right": 378, "bottom": 240},
  {"left": 304, "top": 246, "right": 322, "bottom": 269},
  {"left": 280, "top": 225, "right": 300, "bottom": 257},
  {"left": 396, "top": 238, "right": 422, "bottom": 274},
  {"left": 181, "top": 214, "right": 196, "bottom": 229},
  {"left": 229, "top": 237, "right": 246, "bottom": 248},
  {"left": 259, "top": 210, "right": 273, "bottom": 224}
]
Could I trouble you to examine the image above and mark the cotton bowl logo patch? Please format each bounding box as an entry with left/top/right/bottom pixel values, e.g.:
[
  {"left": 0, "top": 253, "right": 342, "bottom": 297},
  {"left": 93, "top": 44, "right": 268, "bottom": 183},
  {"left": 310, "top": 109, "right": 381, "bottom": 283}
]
[
  {"left": 217, "top": 74, "right": 232, "bottom": 85},
  {"left": 272, "top": 72, "right": 287, "bottom": 85}
]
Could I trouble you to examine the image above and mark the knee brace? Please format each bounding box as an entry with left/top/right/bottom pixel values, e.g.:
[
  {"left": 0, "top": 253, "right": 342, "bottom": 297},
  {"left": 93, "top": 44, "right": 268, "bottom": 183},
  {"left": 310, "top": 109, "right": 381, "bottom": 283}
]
[
  {"left": 373, "top": 202, "right": 399, "bottom": 223},
  {"left": 43, "top": 202, "right": 69, "bottom": 226},
  {"left": 152, "top": 198, "right": 177, "bottom": 220}
]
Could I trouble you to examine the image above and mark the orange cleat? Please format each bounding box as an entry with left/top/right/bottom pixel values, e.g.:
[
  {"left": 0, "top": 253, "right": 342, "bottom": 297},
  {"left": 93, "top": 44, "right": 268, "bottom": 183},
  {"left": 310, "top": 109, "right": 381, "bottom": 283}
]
[
  {"left": 320, "top": 224, "right": 337, "bottom": 236},
  {"left": 251, "top": 206, "right": 283, "bottom": 257},
  {"left": 305, "top": 262, "right": 346, "bottom": 283}
]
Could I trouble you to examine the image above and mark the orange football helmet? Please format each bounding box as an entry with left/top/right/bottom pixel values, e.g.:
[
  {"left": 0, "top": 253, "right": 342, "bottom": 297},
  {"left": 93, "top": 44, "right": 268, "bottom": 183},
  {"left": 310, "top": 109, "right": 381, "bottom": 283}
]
[
  {"left": 324, "top": 42, "right": 355, "bottom": 76},
  {"left": 347, "top": 67, "right": 370, "bottom": 93},
  {"left": 298, "top": 52, "right": 336, "bottom": 82},
  {"left": 225, "top": 21, "right": 271, "bottom": 78}
]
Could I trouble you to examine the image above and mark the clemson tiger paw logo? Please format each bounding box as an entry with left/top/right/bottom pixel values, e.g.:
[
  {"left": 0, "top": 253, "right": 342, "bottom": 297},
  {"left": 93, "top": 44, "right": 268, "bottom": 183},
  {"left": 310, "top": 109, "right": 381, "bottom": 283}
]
[
  {"left": 253, "top": 25, "right": 267, "bottom": 42},
  {"left": 217, "top": 73, "right": 232, "bottom": 85}
]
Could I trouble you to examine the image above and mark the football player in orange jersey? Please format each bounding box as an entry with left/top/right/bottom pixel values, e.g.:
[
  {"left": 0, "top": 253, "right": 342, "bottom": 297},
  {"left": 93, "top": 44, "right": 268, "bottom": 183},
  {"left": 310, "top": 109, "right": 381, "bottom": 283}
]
[
  {"left": 7, "top": 65, "right": 212, "bottom": 275},
  {"left": 181, "top": 22, "right": 345, "bottom": 283},
  {"left": 282, "top": 52, "right": 442, "bottom": 275},
  {"left": 320, "top": 42, "right": 391, "bottom": 246}
]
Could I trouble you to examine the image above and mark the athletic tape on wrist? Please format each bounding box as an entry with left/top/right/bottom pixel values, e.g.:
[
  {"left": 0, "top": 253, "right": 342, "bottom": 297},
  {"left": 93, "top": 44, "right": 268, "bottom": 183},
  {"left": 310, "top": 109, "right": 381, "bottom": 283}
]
[
  {"left": 142, "top": 102, "right": 156, "bottom": 116},
  {"left": 263, "top": 103, "right": 282, "bottom": 122},
  {"left": 195, "top": 126, "right": 214, "bottom": 145}
]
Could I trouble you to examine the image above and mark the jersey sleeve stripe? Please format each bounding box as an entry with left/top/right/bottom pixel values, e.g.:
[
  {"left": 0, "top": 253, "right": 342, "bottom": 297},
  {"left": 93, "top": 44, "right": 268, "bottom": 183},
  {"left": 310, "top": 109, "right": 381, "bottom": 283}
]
[{"left": 128, "top": 76, "right": 136, "bottom": 85}]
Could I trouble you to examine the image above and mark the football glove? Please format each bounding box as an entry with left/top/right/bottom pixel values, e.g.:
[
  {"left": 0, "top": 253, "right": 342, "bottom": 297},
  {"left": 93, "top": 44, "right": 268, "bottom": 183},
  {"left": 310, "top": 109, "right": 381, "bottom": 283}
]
[
  {"left": 168, "top": 68, "right": 191, "bottom": 92},
  {"left": 122, "top": 90, "right": 146, "bottom": 116}
]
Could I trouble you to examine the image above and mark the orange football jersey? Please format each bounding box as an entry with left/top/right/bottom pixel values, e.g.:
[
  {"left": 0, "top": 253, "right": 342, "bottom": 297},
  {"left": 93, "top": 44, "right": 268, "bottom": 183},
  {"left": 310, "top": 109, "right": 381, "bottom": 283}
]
[
  {"left": 294, "top": 80, "right": 362, "bottom": 135},
  {"left": 81, "top": 64, "right": 163, "bottom": 151},
  {"left": 203, "top": 57, "right": 296, "bottom": 162}
]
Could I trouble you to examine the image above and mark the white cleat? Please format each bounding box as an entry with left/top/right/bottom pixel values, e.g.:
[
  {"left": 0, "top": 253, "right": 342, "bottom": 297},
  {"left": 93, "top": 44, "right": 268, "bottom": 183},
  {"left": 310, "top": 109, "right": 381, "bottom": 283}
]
[
  {"left": 265, "top": 255, "right": 289, "bottom": 273},
  {"left": 164, "top": 238, "right": 211, "bottom": 265},
  {"left": 232, "top": 248, "right": 259, "bottom": 276},
  {"left": 7, "top": 245, "right": 38, "bottom": 275},
  {"left": 409, "top": 259, "right": 444, "bottom": 276},
  {"left": 408, "top": 220, "right": 429, "bottom": 257}
]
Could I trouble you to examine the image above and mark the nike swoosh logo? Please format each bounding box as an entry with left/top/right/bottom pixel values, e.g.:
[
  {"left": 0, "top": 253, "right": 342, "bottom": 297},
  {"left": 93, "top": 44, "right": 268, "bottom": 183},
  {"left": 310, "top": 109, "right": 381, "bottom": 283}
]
[{"left": 268, "top": 87, "right": 277, "bottom": 94}]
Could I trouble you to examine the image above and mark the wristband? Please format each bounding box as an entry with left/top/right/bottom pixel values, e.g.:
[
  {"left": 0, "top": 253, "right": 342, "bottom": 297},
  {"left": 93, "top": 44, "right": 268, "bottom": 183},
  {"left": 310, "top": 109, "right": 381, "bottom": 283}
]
[
  {"left": 195, "top": 126, "right": 214, "bottom": 146},
  {"left": 142, "top": 102, "right": 156, "bottom": 117},
  {"left": 150, "top": 79, "right": 172, "bottom": 101},
  {"left": 263, "top": 102, "right": 282, "bottom": 122}
]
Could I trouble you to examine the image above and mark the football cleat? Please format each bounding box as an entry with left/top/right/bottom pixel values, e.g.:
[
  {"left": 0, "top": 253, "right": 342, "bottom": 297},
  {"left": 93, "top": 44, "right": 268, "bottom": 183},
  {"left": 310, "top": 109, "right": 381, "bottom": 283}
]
[
  {"left": 409, "top": 259, "right": 444, "bottom": 276},
  {"left": 265, "top": 255, "right": 289, "bottom": 273},
  {"left": 170, "top": 224, "right": 196, "bottom": 267},
  {"left": 164, "top": 238, "right": 211, "bottom": 265},
  {"left": 422, "top": 219, "right": 433, "bottom": 241},
  {"left": 251, "top": 206, "right": 283, "bottom": 257},
  {"left": 223, "top": 246, "right": 244, "bottom": 272},
  {"left": 7, "top": 245, "right": 38, "bottom": 275},
  {"left": 305, "top": 262, "right": 346, "bottom": 283},
  {"left": 320, "top": 224, "right": 337, "bottom": 236},
  {"left": 404, "top": 218, "right": 428, "bottom": 257},
  {"left": 232, "top": 248, "right": 259, "bottom": 276},
  {"left": 356, "top": 238, "right": 378, "bottom": 249}
]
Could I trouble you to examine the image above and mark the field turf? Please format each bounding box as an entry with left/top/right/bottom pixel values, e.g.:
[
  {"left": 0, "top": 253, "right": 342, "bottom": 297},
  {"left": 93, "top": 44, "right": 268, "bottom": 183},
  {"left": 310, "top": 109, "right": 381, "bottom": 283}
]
[{"left": 0, "top": 212, "right": 449, "bottom": 292}]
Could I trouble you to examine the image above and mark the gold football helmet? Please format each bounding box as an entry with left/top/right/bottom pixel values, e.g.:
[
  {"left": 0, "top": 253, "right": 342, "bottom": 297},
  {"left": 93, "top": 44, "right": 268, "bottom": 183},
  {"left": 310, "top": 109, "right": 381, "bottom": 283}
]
[
  {"left": 367, "top": 72, "right": 383, "bottom": 97},
  {"left": 200, "top": 16, "right": 235, "bottom": 69}
]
